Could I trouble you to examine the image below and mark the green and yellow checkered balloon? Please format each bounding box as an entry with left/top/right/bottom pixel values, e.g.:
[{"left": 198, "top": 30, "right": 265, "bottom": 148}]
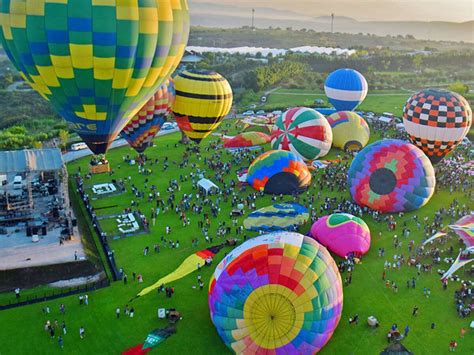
[{"left": 0, "top": 0, "right": 189, "bottom": 154}]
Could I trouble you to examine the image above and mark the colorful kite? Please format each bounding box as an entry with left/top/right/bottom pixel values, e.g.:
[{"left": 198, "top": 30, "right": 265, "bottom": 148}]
[
  {"left": 137, "top": 245, "right": 223, "bottom": 298},
  {"left": 271, "top": 107, "right": 333, "bottom": 161},
  {"left": 310, "top": 213, "right": 371, "bottom": 258},
  {"left": 209, "top": 232, "right": 343, "bottom": 354},
  {"left": 448, "top": 214, "right": 474, "bottom": 248},
  {"left": 324, "top": 69, "right": 368, "bottom": 111},
  {"left": 326, "top": 111, "right": 370, "bottom": 151},
  {"left": 247, "top": 150, "right": 312, "bottom": 195},
  {"left": 441, "top": 247, "right": 474, "bottom": 281},
  {"left": 224, "top": 132, "right": 271, "bottom": 148},
  {"left": 121, "top": 79, "right": 175, "bottom": 153},
  {"left": 0, "top": 1, "right": 189, "bottom": 154},
  {"left": 243, "top": 202, "right": 309, "bottom": 232},
  {"left": 173, "top": 70, "right": 233, "bottom": 143},
  {"left": 347, "top": 139, "right": 435, "bottom": 213},
  {"left": 403, "top": 89, "right": 472, "bottom": 164}
]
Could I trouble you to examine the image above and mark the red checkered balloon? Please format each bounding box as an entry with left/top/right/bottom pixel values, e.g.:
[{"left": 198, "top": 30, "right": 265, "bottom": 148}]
[{"left": 403, "top": 89, "right": 472, "bottom": 164}]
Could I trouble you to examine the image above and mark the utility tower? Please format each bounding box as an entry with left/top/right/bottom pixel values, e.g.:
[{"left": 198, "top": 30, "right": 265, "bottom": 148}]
[
  {"left": 331, "top": 13, "right": 335, "bottom": 33},
  {"left": 252, "top": 8, "right": 255, "bottom": 31}
]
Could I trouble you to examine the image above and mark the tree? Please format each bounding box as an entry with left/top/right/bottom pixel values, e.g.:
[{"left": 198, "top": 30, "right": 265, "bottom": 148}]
[
  {"left": 448, "top": 82, "right": 469, "bottom": 96},
  {"left": 412, "top": 54, "right": 423, "bottom": 70},
  {"left": 58, "top": 129, "right": 69, "bottom": 150}
]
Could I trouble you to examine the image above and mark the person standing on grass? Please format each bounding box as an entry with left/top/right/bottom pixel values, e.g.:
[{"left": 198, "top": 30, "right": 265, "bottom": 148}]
[
  {"left": 404, "top": 325, "right": 410, "bottom": 337},
  {"left": 58, "top": 336, "right": 63, "bottom": 349},
  {"left": 79, "top": 326, "right": 85, "bottom": 339},
  {"left": 62, "top": 321, "right": 67, "bottom": 335},
  {"left": 116, "top": 307, "right": 120, "bottom": 319},
  {"left": 14, "top": 288, "right": 20, "bottom": 299},
  {"left": 84, "top": 294, "right": 89, "bottom": 305},
  {"left": 123, "top": 274, "right": 128, "bottom": 285},
  {"left": 412, "top": 306, "right": 419, "bottom": 316},
  {"left": 460, "top": 327, "right": 465, "bottom": 338}
]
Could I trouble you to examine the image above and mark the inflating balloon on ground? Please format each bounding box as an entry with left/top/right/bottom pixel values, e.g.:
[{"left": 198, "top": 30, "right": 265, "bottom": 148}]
[
  {"left": 247, "top": 150, "right": 311, "bottom": 194},
  {"left": 310, "top": 213, "right": 371, "bottom": 258},
  {"left": 403, "top": 88, "right": 472, "bottom": 164},
  {"left": 326, "top": 111, "right": 370, "bottom": 151},
  {"left": 347, "top": 139, "right": 436, "bottom": 213},
  {"left": 271, "top": 107, "right": 333, "bottom": 161}
]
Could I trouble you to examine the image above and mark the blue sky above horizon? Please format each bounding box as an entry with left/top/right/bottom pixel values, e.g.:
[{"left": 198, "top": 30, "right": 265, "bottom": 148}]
[{"left": 191, "top": 0, "right": 474, "bottom": 22}]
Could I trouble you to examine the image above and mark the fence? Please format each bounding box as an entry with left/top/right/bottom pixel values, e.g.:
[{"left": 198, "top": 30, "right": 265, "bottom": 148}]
[
  {"left": 75, "top": 175, "right": 122, "bottom": 281},
  {"left": 0, "top": 279, "right": 110, "bottom": 311}
]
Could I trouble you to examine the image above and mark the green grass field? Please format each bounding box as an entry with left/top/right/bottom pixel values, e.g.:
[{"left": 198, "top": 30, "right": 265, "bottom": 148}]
[
  {"left": 263, "top": 88, "right": 412, "bottom": 115},
  {"left": 0, "top": 119, "right": 472, "bottom": 355}
]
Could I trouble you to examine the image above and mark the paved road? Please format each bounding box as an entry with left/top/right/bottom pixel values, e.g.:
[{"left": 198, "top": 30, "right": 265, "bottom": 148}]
[{"left": 62, "top": 128, "right": 180, "bottom": 163}]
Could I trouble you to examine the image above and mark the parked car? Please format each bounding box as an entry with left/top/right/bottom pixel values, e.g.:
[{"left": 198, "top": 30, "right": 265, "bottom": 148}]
[
  {"left": 243, "top": 110, "right": 255, "bottom": 116},
  {"left": 272, "top": 110, "right": 283, "bottom": 116},
  {"left": 256, "top": 110, "right": 265, "bottom": 115},
  {"left": 249, "top": 104, "right": 257, "bottom": 109},
  {"left": 71, "top": 142, "right": 88, "bottom": 151}
]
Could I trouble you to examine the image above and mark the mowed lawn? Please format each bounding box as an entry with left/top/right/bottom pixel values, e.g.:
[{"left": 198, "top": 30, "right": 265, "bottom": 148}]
[
  {"left": 264, "top": 88, "right": 412, "bottom": 115},
  {"left": 0, "top": 122, "right": 472, "bottom": 355}
]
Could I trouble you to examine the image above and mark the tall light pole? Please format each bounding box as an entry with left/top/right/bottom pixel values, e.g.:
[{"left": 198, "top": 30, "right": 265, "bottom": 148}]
[{"left": 331, "top": 13, "right": 335, "bottom": 33}]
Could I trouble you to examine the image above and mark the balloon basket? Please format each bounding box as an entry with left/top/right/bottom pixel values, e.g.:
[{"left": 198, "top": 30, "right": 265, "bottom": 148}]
[{"left": 90, "top": 162, "right": 111, "bottom": 174}]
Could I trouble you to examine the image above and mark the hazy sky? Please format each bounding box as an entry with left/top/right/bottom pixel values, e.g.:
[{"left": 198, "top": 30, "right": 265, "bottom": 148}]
[{"left": 192, "top": 0, "right": 474, "bottom": 22}]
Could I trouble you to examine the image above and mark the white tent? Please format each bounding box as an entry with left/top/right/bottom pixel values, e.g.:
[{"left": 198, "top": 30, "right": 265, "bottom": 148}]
[{"left": 197, "top": 178, "right": 219, "bottom": 195}]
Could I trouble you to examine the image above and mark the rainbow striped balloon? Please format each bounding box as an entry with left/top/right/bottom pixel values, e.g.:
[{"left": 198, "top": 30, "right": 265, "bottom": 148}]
[
  {"left": 121, "top": 79, "right": 175, "bottom": 153},
  {"left": 247, "top": 150, "right": 311, "bottom": 195},
  {"left": 209, "top": 232, "right": 343, "bottom": 354},
  {"left": 348, "top": 139, "right": 436, "bottom": 213}
]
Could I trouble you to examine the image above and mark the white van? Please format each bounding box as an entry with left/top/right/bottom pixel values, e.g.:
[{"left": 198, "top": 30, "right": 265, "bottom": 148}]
[
  {"left": 13, "top": 175, "right": 23, "bottom": 190},
  {"left": 71, "top": 142, "right": 88, "bottom": 151}
]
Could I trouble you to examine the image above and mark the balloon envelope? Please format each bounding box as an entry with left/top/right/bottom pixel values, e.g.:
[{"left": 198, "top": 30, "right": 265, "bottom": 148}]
[
  {"left": 403, "top": 88, "right": 472, "bottom": 164},
  {"left": 209, "top": 232, "right": 343, "bottom": 354},
  {"left": 310, "top": 213, "right": 371, "bottom": 257},
  {"left": 347, "top": 139, "right": 435, "bottom": 213},
  {"left": 271, "top": 107, "right": 333, "bottom": 161},
  {"left": 324, "top": 68, "right": 368, "bottom": 111},
  {"left": 0, "top": 1, "right": 189, "bottom": 154},
  {"left": 243, "top": 202, "right": 309, "bottom": 232},
  {"left": 223, "top": 132, "right": 270, "bottom": 148},
  {"left": 173, "top": 70, "right": 233, "bottom": 143},
  {"left": 247, "top": 150, "right": 311, "bottom": 195},
  {"left": 326, "top": 111, "right": 370, "bottom": 151},
  {"left": 121, "top": 79, "right": 175, "bottom": 153}
]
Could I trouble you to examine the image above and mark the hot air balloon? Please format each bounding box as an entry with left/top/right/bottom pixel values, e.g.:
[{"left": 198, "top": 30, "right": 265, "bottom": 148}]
[
  {"left": 0, "top": 1, "right": 189, "bottom": 154},
  {"left": 347, "top": 139, "right": 435, "bottom": 213},
  {"left": 247, "top": 150, "right": 311, "bottom": 194},
  {"left": 310, "top": 213, "right": 371, "bottom": 258},
  {"left": 121, "top": 79, "right": 175, "bottom": 153},
  {"left": 223, "top": 132, "right": 270, "bottom": 148},
  {"left": 324, "top": 69, "right": 368, "bottom": 111},
  {"left": 209, "top": 232, "right": 343, "bottom": 354},
  {"left": 326, "top": 111, "right": 370, "bottom": 151},
  {"left": 403, "top": 89, "right": 472, "bottom": 164},
  {"left": 271, "top": 107, "right": 333, "bottom": 161},
  {"left": 243, "top": 202, "right": 309, "bottom": 232},
  {"left": 173, "top": 70, "right": 233, "bottom": 143}
]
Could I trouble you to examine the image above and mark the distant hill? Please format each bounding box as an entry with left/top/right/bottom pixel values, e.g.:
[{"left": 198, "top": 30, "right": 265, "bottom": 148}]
[{"left": 191, "top": 3, "right": 474, "bottom": 43}]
